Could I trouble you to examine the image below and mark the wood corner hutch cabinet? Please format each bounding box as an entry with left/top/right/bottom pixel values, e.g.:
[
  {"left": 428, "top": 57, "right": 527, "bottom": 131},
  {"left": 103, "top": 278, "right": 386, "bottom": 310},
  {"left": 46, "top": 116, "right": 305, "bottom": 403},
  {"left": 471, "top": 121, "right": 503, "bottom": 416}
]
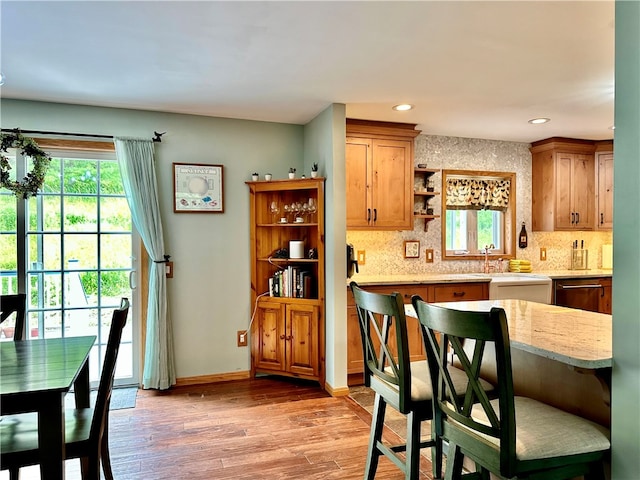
[
  {"left": 247, "top": 178, "right": 325, "bottom": 387},
  {"left": 530, "top": 137, "right": 596, "bottom": 231},
  {"left": 346, "top": 119, "right": 421, "bottom": 230}
]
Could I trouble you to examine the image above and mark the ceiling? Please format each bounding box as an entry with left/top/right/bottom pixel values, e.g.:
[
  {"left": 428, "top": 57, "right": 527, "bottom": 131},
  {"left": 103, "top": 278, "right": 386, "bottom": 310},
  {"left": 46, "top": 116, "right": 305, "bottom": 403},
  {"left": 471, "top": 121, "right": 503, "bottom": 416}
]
[{"left": 0, "top": 1, "right": 615, "bottom": 144}]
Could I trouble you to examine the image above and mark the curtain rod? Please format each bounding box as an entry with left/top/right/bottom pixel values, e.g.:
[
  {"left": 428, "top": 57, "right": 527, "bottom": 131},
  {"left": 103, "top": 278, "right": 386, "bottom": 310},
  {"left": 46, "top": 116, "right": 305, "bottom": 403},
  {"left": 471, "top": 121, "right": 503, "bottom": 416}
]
[{"left": 1, "top": 128, "right": 165, "bottom": 143}]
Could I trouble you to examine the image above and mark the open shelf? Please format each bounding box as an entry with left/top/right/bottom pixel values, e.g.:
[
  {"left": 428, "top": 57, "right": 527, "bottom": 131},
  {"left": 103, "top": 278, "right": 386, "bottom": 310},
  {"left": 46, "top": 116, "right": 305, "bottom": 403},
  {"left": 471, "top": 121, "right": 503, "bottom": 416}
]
[{"left": 414, "top": 167, "right": 441, "bottom": 231}]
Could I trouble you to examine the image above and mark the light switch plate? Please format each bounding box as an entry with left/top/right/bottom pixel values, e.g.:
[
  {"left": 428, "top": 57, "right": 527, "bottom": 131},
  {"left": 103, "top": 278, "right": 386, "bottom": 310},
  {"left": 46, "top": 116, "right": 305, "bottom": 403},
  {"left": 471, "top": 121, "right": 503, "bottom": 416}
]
[
  {"left": 540, "top": 247, "right": 547, "bottom": 261},
  {"left": 357, "top": 250, "right": 366, "bottom": 265},
  {"left": 425, "top": 249, "right": 434, "bottom": 263}
]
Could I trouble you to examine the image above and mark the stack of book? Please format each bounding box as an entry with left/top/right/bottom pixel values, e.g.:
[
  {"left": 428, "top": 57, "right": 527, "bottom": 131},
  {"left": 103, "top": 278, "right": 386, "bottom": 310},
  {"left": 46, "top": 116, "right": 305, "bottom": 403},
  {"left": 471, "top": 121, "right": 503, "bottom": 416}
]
[{"left": 269, "top": 266, "right": 314, "bottom": 298}]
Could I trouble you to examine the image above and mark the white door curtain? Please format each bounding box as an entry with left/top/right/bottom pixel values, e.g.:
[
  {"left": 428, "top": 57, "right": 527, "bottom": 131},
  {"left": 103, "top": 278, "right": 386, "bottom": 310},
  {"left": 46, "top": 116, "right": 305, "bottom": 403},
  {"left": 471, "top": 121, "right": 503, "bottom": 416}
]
[{"left": 115, "top": 137, "right": 176, "bottom": 390}]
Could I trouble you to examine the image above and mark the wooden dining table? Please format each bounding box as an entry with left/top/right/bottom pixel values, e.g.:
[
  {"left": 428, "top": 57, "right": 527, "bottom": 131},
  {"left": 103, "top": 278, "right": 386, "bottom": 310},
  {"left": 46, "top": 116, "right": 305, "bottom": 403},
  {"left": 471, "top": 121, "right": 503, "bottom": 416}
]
[
  {"left": 0, "top": 335, "right": 96, "bottom": 479},
  {"left": 406, "top": 299, "right": 612, "bottom": 426}
]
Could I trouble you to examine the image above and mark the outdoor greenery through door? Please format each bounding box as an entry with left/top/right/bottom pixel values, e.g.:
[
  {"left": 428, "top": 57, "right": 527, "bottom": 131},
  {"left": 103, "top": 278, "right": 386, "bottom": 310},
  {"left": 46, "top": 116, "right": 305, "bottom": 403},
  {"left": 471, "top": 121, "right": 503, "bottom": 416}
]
[{"left": 0, "top": 140, "right": 139, "bottom": 387}]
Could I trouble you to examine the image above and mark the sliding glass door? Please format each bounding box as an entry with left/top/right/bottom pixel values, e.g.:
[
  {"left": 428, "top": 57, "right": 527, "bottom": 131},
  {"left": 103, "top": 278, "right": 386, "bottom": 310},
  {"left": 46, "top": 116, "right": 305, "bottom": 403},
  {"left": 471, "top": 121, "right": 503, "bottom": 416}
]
[{"left": 1, "top": 143, "right": 140, "bottom": 386}]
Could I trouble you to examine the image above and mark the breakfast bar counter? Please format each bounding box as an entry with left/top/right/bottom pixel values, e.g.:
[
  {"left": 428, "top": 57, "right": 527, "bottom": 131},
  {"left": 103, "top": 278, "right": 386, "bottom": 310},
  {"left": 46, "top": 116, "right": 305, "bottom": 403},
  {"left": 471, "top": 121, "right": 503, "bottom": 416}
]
[
  {"left": 416, "top": 299, "right": 612, "bottom": 369},
  {"left": 407, "top": 299, "right": 612, "bottom": 427}
]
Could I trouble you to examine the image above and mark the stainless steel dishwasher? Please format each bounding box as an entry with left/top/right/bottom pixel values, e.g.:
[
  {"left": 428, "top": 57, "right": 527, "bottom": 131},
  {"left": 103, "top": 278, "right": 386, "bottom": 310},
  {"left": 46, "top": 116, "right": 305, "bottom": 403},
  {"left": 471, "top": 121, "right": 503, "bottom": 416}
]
[{"left": 553, "top": 278, "right": 605, "bottom": 313}]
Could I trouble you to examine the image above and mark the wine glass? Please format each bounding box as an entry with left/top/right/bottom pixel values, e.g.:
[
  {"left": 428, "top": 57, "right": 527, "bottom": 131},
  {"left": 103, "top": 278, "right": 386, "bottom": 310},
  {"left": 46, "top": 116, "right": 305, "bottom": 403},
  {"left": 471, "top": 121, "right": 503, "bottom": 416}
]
[
  {"left": 300, "top": 202, "right": 309, "bottom": 222},
  {"left": 269, "top": 201, "right": 280, "bottom": 223},
  {"left": 292, "top": 202, "right": 303, "bottom": 222},
  {"left": 283, "top": 204, "right": 291, "bottom": 223},
  {"left": 307, "top": 198, "right": 317, "bottom": 223}
]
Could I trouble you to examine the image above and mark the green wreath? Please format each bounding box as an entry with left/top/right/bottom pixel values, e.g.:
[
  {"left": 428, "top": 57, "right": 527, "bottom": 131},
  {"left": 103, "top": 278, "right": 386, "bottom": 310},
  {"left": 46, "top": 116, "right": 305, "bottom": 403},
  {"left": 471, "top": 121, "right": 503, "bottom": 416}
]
[{"left": 0, "top": 130, "right": 52, "bottom": 199}]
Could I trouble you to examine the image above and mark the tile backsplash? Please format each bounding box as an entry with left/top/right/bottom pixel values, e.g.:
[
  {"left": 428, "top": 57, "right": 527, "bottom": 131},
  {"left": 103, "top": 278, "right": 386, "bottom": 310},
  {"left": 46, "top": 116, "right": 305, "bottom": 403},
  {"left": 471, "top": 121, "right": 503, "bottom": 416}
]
[{"left": 347, "top": 134, "right": 613, "bottom": 276}]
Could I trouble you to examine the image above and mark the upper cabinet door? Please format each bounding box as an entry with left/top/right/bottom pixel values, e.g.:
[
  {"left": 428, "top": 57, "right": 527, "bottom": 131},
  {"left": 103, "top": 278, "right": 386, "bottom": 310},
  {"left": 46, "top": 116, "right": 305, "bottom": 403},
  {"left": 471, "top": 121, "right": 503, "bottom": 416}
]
[
  {"left": 555, "top": 153, "right": 595, "bottom": 230},
  {"left": 554, "top": 153, "right": 574, "bottom": 230},
  {"left": 596, "top": 151, "right": 614, "bottom": 230},
  {"left": 571, "top": 154, "right": 595, "bottom": 230},
  {"left": 371, "top": 139, "right": 413, "bottom": 229},
  {"left": 346, "top": 137, "right": 372, "bottom": 228}
]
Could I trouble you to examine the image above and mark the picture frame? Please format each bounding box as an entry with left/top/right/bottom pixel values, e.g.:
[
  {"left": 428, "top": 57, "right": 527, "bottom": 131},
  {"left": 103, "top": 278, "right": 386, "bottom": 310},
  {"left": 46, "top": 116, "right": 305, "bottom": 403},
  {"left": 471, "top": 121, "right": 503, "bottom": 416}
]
[
  {"left": 404, "top": 240, "right": 420, "bottom": 259},
  {"left": 173, "top": 163, "right": 224, "bottom": 213}
]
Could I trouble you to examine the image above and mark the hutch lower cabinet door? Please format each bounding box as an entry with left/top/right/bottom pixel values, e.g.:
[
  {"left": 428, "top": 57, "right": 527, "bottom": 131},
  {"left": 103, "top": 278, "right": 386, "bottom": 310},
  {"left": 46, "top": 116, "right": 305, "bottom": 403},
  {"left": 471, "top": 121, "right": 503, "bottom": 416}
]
[{"left": 253, "top": 300, "right": 320, "bottom": 380}]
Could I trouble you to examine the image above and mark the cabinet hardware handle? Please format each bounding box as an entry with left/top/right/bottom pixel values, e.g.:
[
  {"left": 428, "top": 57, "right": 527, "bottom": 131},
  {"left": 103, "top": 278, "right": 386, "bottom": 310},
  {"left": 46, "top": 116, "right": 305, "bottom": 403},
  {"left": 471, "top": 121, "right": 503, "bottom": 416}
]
[
  {"left": 373, "top": 209, "right": 377, "bottom": 222},
  {"left": 559, "top": 284, "right": 602, "bottom": 290},
  {"left": 367, "top": 208, "right": 371, "bottom": 223},
  {"left": 576, "top": 212, "right": 580, "bottom": 224},
  {"left": 280, "top": 334, "right": 286, "bottom": 339},
  {"left": 571, "top": 212, "right": 575, "bottom": 224},
  {"left": 601, "top": 213, "right": 604, "bottom": 224},
  {"left": 453, "top": 291, "right": 465, "bottom": 297}
]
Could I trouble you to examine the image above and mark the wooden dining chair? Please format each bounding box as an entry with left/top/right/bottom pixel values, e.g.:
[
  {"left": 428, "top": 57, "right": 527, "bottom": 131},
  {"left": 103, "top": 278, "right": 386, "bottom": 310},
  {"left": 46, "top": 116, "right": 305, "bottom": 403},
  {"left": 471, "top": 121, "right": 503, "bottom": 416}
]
[
  {"left": 411, "top": 296, "right": 611, "bottom": 480},
  {"left": 0, "top": 298, "right": 130, "bottom": 480},
  {"left": 0, "top": 293, "right": 27, "bottom": 341}
]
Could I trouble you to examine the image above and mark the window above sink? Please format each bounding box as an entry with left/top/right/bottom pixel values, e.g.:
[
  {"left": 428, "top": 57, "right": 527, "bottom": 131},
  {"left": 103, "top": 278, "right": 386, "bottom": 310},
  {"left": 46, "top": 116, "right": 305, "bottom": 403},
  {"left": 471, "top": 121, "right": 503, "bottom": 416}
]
[{"left": 441, "top": 169, "right": 517, "bottom": 261}]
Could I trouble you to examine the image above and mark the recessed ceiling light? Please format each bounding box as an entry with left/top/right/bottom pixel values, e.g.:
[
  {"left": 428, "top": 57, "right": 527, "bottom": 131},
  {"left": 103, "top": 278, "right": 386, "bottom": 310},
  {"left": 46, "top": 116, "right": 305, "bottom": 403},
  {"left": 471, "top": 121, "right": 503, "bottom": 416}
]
[
  {"left": 0, "top": 73, "right": 4, "bottom": 86},
  {"left": 609, "top": 125, "right": 615, "bottom": 130},
  {"left": 392, "top": 104, "right": 413, "bottom": 112},
  {"left": 528, "top": 118, "right": 550, "bottom": 125}
]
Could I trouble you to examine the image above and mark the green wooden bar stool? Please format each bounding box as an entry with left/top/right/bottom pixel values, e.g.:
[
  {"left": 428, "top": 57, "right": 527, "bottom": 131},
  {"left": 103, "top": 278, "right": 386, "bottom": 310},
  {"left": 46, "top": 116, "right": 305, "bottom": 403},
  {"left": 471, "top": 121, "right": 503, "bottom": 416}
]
[{"left": 411, "top": 296, "right": 610, "bottom": 480}]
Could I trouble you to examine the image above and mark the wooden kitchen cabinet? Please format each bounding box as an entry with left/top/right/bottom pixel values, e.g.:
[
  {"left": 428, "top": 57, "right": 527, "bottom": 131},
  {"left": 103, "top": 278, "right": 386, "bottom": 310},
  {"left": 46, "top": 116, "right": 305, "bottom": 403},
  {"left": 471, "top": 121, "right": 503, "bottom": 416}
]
[
  {"left": 429, "top": 282, "right": 489, "bottom": 303},
  {"left": 598, "top": 277, "right": 612, "bottom": 314},
  {"left": 531, "top": 138, "right": 596, "bottom": 231},
  {"left": 247, "top": 178, "right": 325, "bottom": 385},
  {"left": 553, "top": 277, "right": 612, "bottom": 314},
  {"left": 346, "top": 281, "right": 489, "bottom": 385},
  {"left": 346, "top": 119, "right": 420, "bottom": 230},
  {"left": 595, "top": 142, "right": 614, "bottom": 230}
]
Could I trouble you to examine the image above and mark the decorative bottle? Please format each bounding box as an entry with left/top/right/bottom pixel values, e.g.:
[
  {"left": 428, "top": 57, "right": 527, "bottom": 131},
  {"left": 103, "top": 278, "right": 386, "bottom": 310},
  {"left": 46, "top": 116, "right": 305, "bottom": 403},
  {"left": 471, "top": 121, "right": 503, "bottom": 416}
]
[{"left": 519, "top": 222, "right": 528, "bottom": 248}]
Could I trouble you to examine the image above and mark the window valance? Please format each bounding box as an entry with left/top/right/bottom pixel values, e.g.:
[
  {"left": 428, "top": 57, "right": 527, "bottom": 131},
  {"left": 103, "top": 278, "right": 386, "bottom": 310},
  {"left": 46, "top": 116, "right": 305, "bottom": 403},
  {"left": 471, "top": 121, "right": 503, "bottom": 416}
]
[{"left": 445, "top": 178, "right": 511, "bottom": 211}]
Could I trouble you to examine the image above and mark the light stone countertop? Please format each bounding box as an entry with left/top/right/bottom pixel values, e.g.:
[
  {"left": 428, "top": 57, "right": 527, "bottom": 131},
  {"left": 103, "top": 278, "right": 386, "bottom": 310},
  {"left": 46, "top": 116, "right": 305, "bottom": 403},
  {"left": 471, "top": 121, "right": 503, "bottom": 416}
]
[
  {"left": 406, "top": 299, "right": 612, "bottom": 369},
  {"left": 348, "top": 269, "right": 612, "bottom": 286},
  {"left": 535, "top": 269, "right": 612, "bottom": 279},
  {"left": 348, "top": 273, "right": 492, "bottom": 286}
]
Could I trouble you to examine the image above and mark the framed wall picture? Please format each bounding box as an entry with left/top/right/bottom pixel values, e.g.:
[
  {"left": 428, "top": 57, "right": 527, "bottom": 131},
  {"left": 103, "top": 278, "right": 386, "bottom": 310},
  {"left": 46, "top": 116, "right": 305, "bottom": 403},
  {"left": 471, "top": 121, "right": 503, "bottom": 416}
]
[
  {"left": 404, "top": 240, "right": 420, "bottom": 259},
  {"left": 173, "top": 163, "right": 224, "bottom": 213}
]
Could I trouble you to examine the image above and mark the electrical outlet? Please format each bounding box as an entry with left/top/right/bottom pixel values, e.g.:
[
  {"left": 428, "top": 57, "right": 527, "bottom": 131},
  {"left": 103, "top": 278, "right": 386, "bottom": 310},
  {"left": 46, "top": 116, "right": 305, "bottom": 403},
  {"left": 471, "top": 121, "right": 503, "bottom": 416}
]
[
  {"left": 425, "top": 249, "right": 434, "bottom": 263},
  {"left": 237, "top": 330, "right": 248, "bottom": 347},
  {"left": 540, "top": 247, "right": 547, "bottom": 261},
  {"left": 357, "top": 250, "right": 366, "bottom": 265}
]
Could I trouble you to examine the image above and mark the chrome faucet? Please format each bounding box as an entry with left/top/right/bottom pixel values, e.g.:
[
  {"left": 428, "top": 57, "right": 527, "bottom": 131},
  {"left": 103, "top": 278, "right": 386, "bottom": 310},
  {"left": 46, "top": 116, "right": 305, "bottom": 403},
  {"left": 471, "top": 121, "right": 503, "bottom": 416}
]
[{"left": 483, "top": 244, "right": 495, "bottom": 273}]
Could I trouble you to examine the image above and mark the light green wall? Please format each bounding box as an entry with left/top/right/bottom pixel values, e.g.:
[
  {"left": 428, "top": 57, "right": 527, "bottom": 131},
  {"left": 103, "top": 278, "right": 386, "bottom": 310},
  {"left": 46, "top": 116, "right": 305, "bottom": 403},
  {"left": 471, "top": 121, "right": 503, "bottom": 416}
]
[
  {"left": 612, "top": 1, "right": 640, "bottom": 477},
  {"left": 303, "top": 104, "right": 347, "bottom": 390},
  {"left": 1, "top": 99, "right": 306, "bottom": 380}
]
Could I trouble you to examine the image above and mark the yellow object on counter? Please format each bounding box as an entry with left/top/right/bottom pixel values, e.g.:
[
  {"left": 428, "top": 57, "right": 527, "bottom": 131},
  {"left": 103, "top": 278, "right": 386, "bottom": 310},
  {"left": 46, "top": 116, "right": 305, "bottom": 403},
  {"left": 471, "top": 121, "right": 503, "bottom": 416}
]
[{"left": 509, "top": 259, "right": 532, "bottom": 272}]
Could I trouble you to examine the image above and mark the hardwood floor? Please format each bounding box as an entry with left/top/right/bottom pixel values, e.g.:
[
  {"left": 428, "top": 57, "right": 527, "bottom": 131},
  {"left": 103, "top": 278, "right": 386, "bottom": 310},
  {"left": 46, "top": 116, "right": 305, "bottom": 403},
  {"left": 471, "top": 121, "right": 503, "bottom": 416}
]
[{"left": 2, "top": 377, "right": 434, "bottom": 479}]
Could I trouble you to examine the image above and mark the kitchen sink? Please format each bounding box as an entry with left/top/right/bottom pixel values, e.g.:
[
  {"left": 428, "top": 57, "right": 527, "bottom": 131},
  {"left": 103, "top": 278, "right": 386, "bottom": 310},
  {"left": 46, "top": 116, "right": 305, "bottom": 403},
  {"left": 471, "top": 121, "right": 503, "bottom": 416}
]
[{"left": 487, "top": 274, "right": 552, "bottom": 303}]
